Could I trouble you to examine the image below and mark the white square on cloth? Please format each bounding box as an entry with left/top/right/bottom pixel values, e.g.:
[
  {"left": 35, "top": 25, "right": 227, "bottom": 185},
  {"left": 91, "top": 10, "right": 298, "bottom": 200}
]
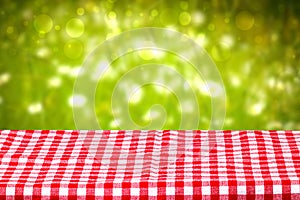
[
  {"left": 219, "top": 186, "right": 228, "bottom": 195},
  {"left": 291, "top": 185, "right": 300, "bottom": 194},
  {"left": 237, "top": 186, "right": 246, "bottom": 195},
  {"left": 6, "top": 187, "right": 15, "bottom": 195},
  {"left": 24, "top": 187, "right": 33, "bottom": 196},
  {"left": 273, "top": 185, "right": 282, "bottom": 194},
  {"left": 166, "top": 187, "right": 175, "bottom": 195},
  {"left": 255, "top": 185, "right": 264, "bottom": 195},
  {"left": 202, "top": 186, "right": 210, "bottom": 195},
  {"left": 131, "top": 188, "right": 140, "bottom": 196},
  {"left": 59, "top": 188, "right": 68, "bottom": 196},
  {"left": 42, "top": 187, "right": 51, "bottom": 196},
  {"left": 184, "top": 186, "right": 193, "bottom": 195},
  {"left": 148, "top": 187, "right": 157, "bottom": 196},
  {"left": 95, "top": 188, "right": 104, "bottom": 196},
  {"left": 77, "top": 188, "right": 86, "bottom": 196},
  {"left": 113, "top": 188, "right": 122, "bottom": 196}
]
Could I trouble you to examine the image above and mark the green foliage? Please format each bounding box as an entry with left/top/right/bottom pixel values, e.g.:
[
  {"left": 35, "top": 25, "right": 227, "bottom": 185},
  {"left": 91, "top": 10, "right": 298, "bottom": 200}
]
[{"left": 0, "top": 0, "right": 299, "bottom": 129}]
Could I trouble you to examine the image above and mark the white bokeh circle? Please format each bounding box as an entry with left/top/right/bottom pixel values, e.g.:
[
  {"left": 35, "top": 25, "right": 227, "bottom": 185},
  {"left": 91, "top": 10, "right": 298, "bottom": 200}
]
[{"left": 73, "top": 27, "right": 226, "bottom": 130}]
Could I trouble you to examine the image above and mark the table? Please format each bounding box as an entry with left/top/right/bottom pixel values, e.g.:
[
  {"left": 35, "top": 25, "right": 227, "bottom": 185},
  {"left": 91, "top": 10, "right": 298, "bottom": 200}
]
[{"left": 0, "top": 130, "right": 300, "bottom": 199}]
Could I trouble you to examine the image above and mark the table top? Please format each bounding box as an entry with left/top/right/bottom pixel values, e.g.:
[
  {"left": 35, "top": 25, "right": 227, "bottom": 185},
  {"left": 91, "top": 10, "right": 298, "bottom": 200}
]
[{"left": 0, "top": 130, "right": 300, "bottom": 199}]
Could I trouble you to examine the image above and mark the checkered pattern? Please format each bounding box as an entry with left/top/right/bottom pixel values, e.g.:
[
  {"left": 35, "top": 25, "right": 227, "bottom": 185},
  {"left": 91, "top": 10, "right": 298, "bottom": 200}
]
[{"left": 0, "top": 130, "right": 300, "bottom": 199}]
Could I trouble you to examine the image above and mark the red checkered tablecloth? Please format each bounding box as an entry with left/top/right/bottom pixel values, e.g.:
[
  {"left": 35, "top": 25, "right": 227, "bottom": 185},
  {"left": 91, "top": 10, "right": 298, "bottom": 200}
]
[{"left": 0, "top": 130, "right": 300, "bottom": 199}]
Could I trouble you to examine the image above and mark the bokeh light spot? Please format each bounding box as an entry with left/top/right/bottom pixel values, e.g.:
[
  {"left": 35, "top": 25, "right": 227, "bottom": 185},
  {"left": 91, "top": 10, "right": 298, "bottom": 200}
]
[
  {"left": 28, "top": 103, "right": 42, "bottom": 114},
  {"left": 249, "top": 102, "right": 265, "bottom": 116},
  {"left": 235, "top": 11, "right": 255, "bottom": 30},
  {"left": 48, "top": 76, "right": 61, "bottom": 88},
  {"left": 180, "top": 1, "right": 189, "bottom": 10},
  {"left": 64, "top": 39, "right": 83, "bottom": 59},
  {"left": 192, "top": 11, "right": 205, "bottom": 25},
  {"left": 205, "top": 81, "right": 223, "bottom": 97},
  {"left": 220, "top": 34, "right": 235, "bottom": 48},
  {"left": 129, "top": 88, "right": 144, "bottom": 105},
  {"left": 230, "top": 75, "right": 241, "bottom": 87},
  {"left": 138, "top": 49, "right": 165, "bottom": 60},
  {"left": 54, "top": 25, "right": 61, "bottom": 31},
  {"left": 34, "top": 14, "right": 53, "bottom": 34},
  {"left": 208, "top": 23, "right": 215, "bottom": 31},
  {"left": 126, "top": 10, "right": 132, "bottom": 17},
  {"left": 69, "top": 94, "right": 86, "bottom": 107},
  {"left": 224, "top": 17, "right": 230, "bottom": 23},
  {"left": 138, "top": 50, "right": 154, "bottom": 60},
  {"left": 151, "top": 9, "right": 158, "bottom": 17},
  {"left": 255, "top": 35, "right": 263, "bottom": 44},
  {"left": 275, "top": 81, "right": 284, "bottom": 91},
  {"left": 108, "top": 11, "right": 117, "bottom": 19},
  {"left": 6, "top": 26, "right": 14, "bottom": 34},
  {"left": 267, "top": 77, "right": 275, "bottom": 88},
  {"left": 196, "top": 33, "right": 208, "bottom": 47},
  {"left": 36, "top": 47, "right": 51, "bottom": 58},
  {"left": 211, "top": 42, "right": 231, "bottom": 62},
  {"left": 76, "top": 8, "right": 85, "bottom": 16},
  {"left": 66, "top": 18, "right": 85, "bottom": 38},
  {"left": 110, "top": 119, "right": 120, "bottom": 129},
  {"left": 0, "top": 72, "right": 11, "bottom": 85},
  {"left": 179, "top": 12, "right": 191, "bottom": 26},
  {"left": 69, "top": 67, "right": 81, "bottom": 78},
  {"left": 93, "top": 6, "right": 100, "bottom": 13},
  {"left": 57, "top": 65, "right": 71, "bottom": 75}
]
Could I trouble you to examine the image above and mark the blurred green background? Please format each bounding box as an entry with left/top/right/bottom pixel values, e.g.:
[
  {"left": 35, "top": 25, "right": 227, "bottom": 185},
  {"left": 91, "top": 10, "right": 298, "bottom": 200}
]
[{"left": 0, "top": 0, "right": 299, "bottom": 130}]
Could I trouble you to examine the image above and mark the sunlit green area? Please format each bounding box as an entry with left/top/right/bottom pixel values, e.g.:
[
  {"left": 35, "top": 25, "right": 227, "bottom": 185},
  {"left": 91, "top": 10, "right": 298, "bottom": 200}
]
[{"left": 0, "top": 0, "right": 299, "bottom": 129}]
